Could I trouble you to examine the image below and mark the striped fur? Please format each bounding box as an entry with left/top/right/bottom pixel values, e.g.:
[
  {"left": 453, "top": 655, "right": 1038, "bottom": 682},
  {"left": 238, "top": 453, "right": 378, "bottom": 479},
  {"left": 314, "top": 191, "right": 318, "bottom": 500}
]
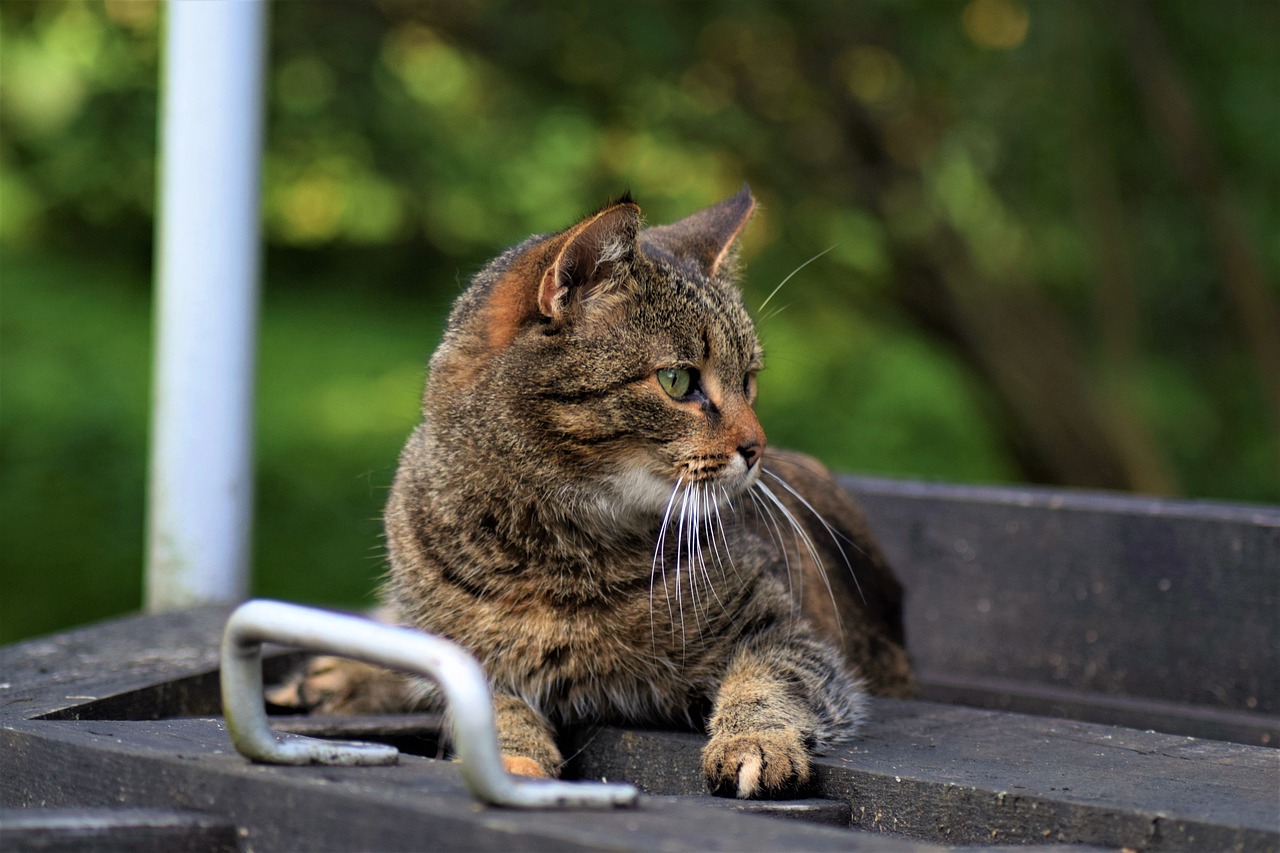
[{"left": 285, "top": 188, "right": 913, "bottom": 798}]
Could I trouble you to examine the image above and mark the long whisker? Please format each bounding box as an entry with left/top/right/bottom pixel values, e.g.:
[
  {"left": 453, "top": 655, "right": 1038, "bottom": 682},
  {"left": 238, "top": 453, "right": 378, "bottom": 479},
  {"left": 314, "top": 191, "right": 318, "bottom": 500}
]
[
  {"left": 651, "top": 477, "right": 685, "bottom": 648},
  {"left": 653, "top": 477, "right": 683, "bottom": 573},
  {"left": 754, "top": 478, "right": 843, "bottom": 635},
  {"left": 691, "top": 484, "right": 701, "bottom": 612},
  {"left": 757, "top": 300, "right": 794, "bottom": 326},
  {"left": 690, "top": 483, "right": 706, "bottom": 602},
  {"left": 762, "top": 468, "right": 865, "bottom": 602},
  {"left": 757, "top": 242, "right": 840, "bottom": 314},
  {"left": 711, "top": 484, "right": 748, "bottom": 597},
  {"left": 748, "top": 483, "right": 800, "bottom": 629},
  {"left": 708, "top": 485, "right": 733, "bottom": 575},
  {"left": 674, "top": 482, "right": 692, "bottom": 657},
  {"left": 695, "top": 483, "right": 727, "bottom": 615}
]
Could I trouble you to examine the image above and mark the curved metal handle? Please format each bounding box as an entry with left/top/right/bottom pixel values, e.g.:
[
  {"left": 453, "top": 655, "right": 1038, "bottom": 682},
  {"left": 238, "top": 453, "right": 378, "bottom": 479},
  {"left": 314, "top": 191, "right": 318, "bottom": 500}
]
[{"left": 221, "top": 599, "right": 638, "bottom": 809}]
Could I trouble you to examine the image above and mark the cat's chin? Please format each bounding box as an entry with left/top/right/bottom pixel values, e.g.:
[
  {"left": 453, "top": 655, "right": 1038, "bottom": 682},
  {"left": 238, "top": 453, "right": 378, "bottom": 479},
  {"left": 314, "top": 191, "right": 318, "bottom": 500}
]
[{"left": 593, "top": 465, "right": 684, "bottom": 530}]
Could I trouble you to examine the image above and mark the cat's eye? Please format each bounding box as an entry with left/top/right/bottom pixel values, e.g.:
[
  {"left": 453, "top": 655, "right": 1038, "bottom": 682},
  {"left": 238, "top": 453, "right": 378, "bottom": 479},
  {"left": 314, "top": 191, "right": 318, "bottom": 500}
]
[{"left": 657, "top": 367, "right": 692, "bottom": 399}]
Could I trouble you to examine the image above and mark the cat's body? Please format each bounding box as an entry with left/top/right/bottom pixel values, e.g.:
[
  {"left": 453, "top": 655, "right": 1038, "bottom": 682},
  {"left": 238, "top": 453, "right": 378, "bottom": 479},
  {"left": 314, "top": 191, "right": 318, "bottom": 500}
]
[{"left": 285, "top": 188, "right": 913, "bottom": 797}]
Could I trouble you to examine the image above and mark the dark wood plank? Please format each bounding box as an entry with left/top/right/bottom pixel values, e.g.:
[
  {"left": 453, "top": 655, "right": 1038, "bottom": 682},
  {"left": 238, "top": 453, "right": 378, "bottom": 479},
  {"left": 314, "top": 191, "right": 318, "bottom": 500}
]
[
  {"left": 0, "top": 808, "right": 238, "bottom": 853},
  {"left": 0, "top": 606, "right": 233, "bottom": 721},
  {"left": 0, "top": 718, "right": 930, "bottom": 853},
  {"left": 2, "top": 543, "right": 1276, "bottom": 852},
  {"left": 918, "top": 670, "right": 1278, "bottom": 746},
  {"left": 568, "top": 699, "right": 1280, "bottom": 851},
  {"left": 844, "top": 476, "right": 1280, "bottom": 738}
]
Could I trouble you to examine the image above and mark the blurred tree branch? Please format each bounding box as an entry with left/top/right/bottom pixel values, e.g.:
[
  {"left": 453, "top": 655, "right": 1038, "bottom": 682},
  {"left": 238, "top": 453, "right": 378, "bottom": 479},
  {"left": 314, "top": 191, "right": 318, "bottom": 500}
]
[
  {"left": 5, "top": 0, "right": 1274, "bottom": 500},
  {"left": 1068, "top": 6, "right": 1179, "bottom": 495},
  {"left": 808, "top": 23, "right": 1149, "bottom": 490},
  {"left": 1111, "top": 0, "right": 1280, "bottom": 470}
]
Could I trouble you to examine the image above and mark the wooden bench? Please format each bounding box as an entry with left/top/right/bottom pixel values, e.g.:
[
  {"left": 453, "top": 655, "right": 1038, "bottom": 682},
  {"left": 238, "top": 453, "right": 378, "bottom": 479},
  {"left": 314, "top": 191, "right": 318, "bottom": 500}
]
[{"left": 2, "top": 479, "right": 1276, "bottom": 851}]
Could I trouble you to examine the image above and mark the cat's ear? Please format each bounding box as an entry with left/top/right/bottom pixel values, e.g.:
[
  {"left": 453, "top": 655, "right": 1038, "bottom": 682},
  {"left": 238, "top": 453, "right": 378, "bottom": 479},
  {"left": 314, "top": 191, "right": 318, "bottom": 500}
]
[
  {"left": 537, "top": 197, "right": 641, "bottom": 321},
  {"left": 483, "top": 198, "right": 640, "bottom": 352},
  {"left": 640, "top": 184, "right": 755, "bottom": 279}
]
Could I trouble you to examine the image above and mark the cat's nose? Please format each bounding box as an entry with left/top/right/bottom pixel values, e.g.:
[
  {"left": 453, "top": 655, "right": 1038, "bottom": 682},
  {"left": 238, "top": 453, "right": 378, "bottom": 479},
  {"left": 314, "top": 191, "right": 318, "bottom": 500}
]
[{"left": 738, "top": 441, "right": 763, "bottom": 469}]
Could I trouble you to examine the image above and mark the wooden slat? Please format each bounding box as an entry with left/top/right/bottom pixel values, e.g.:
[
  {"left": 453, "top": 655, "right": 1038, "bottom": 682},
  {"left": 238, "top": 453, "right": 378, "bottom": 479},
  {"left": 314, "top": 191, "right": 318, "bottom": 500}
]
[
  {"left": 0, "top": 808, "right": 238, "bottom": 853},
  {"left": 0, "top": 719, "right": 930, "bottom": 853},
  {"left": 0, "top": 606, "right": 233, "bottom": 721},
  {"left": 2, "top": 479, "right": 1278, "bottom": 851},
  {"left": 844, "top": 476, "right": 1280, "bottom": 738},
  {"left": 916, "top": 670, "right": 1278, "bottom": 746},
  {"left": 566, "top": 701, "right": 1279, "bottom": 851}
]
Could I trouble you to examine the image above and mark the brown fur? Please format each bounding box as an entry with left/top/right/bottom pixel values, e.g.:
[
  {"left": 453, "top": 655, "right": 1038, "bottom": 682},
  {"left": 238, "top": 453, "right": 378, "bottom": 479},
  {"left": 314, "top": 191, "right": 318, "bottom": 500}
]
[{"left": 278, "top": 187, "right": 913, "bottom": 798}]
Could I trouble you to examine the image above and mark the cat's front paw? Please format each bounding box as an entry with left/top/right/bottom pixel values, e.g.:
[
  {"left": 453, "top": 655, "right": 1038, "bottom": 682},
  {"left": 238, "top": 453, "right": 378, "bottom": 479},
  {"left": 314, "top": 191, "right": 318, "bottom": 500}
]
[
  {"left": 501, "top": 754, "right": 554, "bottom": 778},
  {"left": 702, "top": 728, "right": 811, "bottom": 798},
  {"left": 266, "top": 656, "right": 408, "bottom": 715}
]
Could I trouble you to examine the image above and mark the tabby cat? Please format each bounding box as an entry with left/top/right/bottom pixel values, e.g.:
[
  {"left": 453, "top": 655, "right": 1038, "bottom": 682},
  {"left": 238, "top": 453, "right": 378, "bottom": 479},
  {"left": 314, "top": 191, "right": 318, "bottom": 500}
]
[{"left": 281, "top": 187, "right": 914, "bottom": 798}]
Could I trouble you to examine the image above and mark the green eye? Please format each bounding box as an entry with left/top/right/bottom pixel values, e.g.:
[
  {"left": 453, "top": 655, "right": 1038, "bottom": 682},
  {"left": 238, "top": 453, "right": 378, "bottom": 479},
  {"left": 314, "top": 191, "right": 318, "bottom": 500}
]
[{"left": 657, "top": 367, "right": 692, "bottom": 399}]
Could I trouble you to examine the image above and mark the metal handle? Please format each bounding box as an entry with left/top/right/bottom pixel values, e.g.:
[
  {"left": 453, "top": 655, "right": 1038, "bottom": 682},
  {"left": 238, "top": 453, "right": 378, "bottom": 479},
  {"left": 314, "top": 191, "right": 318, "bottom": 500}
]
[{"left": 220, "top": 599, "right": 638, "bottom": 808}]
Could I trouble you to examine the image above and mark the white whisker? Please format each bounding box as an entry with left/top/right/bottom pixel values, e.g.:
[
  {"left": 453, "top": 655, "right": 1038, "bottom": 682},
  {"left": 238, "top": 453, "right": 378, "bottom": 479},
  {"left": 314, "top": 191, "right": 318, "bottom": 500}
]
[
  {"left": 757, "top": 243, "right": 840, "bottom": 314},
  {"left": 748, "top": 483, "right": 800, "bottom": 629},
  {"left": 762, "top": 468, "right": 865, "bottom": 602},
  {"left": 651, "top": 475, "right": 685, "bottom": 647},
  {"left": 754, "top": 478, "right": 843, "bottom": 635},
  {"left": 674, "top": 483, "right": 691, "bottom": 656},
  {"left": 696, "top": 483, "right": 727, "bottom": 615},
  {"left": 711, "top": 484, "right": 740, "bottom": 582},
  {"left": 707, "top": 487, "right": 729, "bottom": 572},
  {"left": 691, "top": 485, "right": 706, "bottom": 606},
  {"left": 681, "top": 485, "right": 696, "bottom": 610},
  {"left": 757, "top": 301, "right": 793, "bottom": 326}
]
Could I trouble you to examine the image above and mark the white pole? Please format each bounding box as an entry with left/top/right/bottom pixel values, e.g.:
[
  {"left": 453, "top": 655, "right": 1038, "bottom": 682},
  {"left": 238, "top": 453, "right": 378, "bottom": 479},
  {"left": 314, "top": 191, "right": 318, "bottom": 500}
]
[{"left": 146, "top": 0, "right": 269, "bottom": 611}]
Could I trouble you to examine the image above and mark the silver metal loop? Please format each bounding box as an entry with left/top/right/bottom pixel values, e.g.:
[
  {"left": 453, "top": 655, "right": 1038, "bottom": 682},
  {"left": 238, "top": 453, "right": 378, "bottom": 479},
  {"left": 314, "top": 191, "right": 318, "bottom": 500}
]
[{"left": 221, "top": 599, "right": 639, "bottom": 808}]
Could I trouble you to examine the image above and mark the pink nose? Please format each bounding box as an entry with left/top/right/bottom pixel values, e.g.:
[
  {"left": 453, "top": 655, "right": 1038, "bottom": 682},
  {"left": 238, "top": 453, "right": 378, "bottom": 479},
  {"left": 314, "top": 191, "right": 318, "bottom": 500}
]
[{"left": 738, "top": 441, "right": 762, "bottom": 469}]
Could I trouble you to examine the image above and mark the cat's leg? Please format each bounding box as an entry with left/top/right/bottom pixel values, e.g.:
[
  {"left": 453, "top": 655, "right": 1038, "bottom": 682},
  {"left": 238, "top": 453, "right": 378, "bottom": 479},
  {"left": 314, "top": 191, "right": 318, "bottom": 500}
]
[
  {"left": 267, "top": 657, "right": 419, "bottom": 714},
  {"left": 266, "top": 604, "right": 425, "bottom": 714},
  {"left": 271, "top": 667, "right": 561, "bottom": 777},
  {"left": 702, "top": 630, "right": 865, "bottom": 798},
  {"left": 491, "top": 692, "right": 562, "bottom": 778}
]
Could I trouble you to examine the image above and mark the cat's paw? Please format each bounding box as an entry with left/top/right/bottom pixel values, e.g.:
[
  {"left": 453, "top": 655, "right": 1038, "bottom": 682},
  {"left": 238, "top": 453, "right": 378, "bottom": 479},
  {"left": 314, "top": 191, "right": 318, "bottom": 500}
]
[
  {"left": 702, "top": 728, "right": 811, "bottom": 798},
  {"left": 266, "top": 656, "right": 406, "bottom": 715},
  {"left": 501, "top": 754, "right": 554, "bottom": 779}
]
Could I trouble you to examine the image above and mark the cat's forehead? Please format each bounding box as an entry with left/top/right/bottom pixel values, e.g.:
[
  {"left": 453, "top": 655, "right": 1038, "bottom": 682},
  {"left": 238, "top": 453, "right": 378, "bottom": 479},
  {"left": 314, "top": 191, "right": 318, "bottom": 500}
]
[{"left": 634, "top": 256, "right": 761, "bottom": 368}]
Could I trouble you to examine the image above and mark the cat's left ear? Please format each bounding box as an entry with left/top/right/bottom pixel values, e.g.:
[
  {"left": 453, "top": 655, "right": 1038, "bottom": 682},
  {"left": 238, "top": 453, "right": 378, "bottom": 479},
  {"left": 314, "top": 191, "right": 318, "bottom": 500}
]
[
  {"left": 639, "top": 184, "right": 756, "bottom": 279},
  {"left": 537, "top": 198, "right": 641, "bottom": 322}
]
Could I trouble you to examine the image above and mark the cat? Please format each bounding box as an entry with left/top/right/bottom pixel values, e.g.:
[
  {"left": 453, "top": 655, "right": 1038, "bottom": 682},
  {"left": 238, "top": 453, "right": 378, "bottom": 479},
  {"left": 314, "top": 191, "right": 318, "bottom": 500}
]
[{"left": 276, "top": 187, "right": 914, "bottom": 798}]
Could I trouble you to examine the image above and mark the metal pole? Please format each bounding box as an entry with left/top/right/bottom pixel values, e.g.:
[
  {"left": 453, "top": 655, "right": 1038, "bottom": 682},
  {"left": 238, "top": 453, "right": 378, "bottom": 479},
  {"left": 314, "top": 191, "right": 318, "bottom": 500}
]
[{"left": 146, "top": 0, "right": 269, "bottom": 611}]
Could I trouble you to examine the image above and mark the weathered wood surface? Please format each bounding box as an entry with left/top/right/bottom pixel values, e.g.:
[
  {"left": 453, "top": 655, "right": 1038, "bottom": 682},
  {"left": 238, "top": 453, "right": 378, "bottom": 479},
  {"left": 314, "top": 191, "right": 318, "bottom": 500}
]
[
  {"left": 1, "top": 717, "right": 937, "bottom": 852},
  {"left": 567, "top": 712, "right": 1278, "bottom": 850},
  {"left": 0, "top": 808, "right": 239, "bottom": 853},
  {"left": 845, "top": 476, "right": 1280, "bottom": 745},
  {"left": 1, "top": 603, "right": 1276, "bottom": 852},
  {"left": 0, "top": 608, "right": 930, "bottom": 852}
]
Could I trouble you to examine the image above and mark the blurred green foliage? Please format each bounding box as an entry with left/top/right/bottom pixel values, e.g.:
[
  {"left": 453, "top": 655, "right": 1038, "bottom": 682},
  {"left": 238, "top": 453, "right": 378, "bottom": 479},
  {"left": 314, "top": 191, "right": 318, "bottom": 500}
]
[{"left": 2, "top": 0, "right": 1277, "bottom": 643}]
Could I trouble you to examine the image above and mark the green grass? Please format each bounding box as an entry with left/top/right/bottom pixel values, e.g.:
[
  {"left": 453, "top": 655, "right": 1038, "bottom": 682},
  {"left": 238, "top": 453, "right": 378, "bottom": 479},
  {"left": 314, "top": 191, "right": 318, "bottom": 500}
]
[
  {"left": 1, "top": 252, "right": 448, "bottom": 642},
  {"left": 2, "top": 254, "right": 154, "bottom": 641}
]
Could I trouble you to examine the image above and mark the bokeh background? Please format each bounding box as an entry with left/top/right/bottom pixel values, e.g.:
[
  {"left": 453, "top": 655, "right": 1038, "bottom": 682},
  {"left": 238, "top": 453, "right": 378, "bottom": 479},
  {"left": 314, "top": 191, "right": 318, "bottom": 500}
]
[{"left": 3, "top": 0, "right": 1277, "bottom": 644}]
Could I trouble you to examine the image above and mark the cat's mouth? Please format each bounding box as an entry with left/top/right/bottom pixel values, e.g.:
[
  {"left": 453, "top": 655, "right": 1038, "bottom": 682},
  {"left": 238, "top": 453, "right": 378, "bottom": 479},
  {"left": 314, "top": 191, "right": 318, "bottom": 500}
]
[
  {"left": 600, "top": 452, "right": 759, "bottom": 523},
  {"left": 687, "top": 452, "right": 761, "bottom": 492}
]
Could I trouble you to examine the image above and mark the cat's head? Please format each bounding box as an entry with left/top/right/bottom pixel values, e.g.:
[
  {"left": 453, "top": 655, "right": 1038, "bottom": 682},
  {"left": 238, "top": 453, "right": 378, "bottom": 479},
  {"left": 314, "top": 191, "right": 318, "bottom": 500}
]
[{"left": 427, "top": 187, "right": 765, "bottom": 528}]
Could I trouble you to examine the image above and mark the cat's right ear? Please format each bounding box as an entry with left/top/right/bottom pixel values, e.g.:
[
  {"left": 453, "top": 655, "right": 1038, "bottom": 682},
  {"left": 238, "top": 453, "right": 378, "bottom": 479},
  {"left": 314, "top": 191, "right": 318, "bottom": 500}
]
[
  {"left": 484, "top": 199, "right": 641, "bottom": 352},
  {"left": 535, "top": 198, "right": 641, "bottom": 322}
]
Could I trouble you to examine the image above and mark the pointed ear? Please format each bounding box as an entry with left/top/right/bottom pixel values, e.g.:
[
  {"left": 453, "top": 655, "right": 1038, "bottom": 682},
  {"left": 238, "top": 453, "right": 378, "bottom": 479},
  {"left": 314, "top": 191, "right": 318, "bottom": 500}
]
[
  {"left": 639, "top": 184, "right": 755, "bottom": 279},
  {"left": 482, "top": 198, "right": 640, "bottom": 352},
  {"left": 537, "top": 198, "right": 641, "bottom": 321}
]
